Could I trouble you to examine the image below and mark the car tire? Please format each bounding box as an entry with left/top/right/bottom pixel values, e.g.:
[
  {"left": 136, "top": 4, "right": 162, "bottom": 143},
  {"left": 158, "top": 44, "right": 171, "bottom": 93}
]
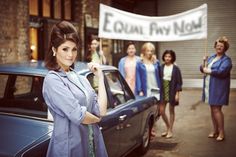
[{"left": 137, "top": 120, "right": 152, "bottom": 155}]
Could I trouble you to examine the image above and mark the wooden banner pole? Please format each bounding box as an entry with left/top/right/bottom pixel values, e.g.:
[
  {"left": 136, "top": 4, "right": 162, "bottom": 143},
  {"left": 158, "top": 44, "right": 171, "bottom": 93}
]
[
  {"left": 99, "top": 38, "right": 102, "bottom": 52},
  {"left": 203, "top": 37, "right": 208, "bottom": 67}
]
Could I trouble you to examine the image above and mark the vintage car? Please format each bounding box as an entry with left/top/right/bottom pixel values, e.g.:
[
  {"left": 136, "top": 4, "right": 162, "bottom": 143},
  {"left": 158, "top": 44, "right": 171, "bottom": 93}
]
[{"left": 0, "top": 61, "right": 159, "bottom": 157}]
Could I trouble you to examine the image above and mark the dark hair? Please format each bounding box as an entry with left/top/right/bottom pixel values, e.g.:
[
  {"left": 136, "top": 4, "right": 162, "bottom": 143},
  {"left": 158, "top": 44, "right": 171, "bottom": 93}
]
[
  {"left": 162, "top": 50, "right": 176, "bottom": 63},
  {"left": 45, "top": 21, "right": 80, "bottom": 70},
  {"left": 125, "top": 41, "right": 136, "bottom": 51},
  {"left": 214, "top": 36, "right": 229, "bottom": 52},
  {"left": 85, "top": 36, "right": 99, "bottom": 62}
]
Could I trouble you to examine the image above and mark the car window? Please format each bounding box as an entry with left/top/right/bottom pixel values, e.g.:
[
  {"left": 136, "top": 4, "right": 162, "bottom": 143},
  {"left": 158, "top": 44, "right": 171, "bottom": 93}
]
[
  {"left": 104, "top": 71, "right": 134, "bottom": 107},
  {"left": 87, "top": 74, "right": 99, "bottom": 93},
  {"left": 14, "top": 76, "right": 32, "bottom": 96},
  {"left": 0, "top": 75, "right": 8, "bottom": 98},
  {"left": 0, "top": 74, "right": 47, "bottom": 118},
  {"left": 87, "top": 73, "right": 112, "bottom": 109}
]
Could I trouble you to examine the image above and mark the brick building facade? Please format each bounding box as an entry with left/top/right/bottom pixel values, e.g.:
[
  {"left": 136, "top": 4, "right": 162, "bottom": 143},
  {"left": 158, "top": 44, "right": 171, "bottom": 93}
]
[
  {"left": 0, "top": 0, "right": 235, "bottom": 78},
  {"left": 0, "top": 0, "right": 29, "bottom": 63},
  {"left": 0, "top": 0, "right": 111, "bottom": 64}
]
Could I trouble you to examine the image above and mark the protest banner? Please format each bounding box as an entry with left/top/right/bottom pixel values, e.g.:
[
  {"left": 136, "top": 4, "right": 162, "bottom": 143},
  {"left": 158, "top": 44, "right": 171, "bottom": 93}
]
[{"left": 99, "top": 4, "right": 207, "bottom": 41}]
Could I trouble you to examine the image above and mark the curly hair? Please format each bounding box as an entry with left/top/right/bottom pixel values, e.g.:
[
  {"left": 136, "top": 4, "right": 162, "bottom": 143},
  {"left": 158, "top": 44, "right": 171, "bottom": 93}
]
[
  {"left": 162, "top": 50, "right": 176, "bottom": 63},
  {"left": 214, "top": 36, "right": 229, "bottom": 52}
]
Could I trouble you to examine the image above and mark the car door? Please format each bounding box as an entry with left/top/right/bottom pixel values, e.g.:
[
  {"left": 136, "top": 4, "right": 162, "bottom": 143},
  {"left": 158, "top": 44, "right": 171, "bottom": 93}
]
[
  {"left": 87, "top": 73, "right": 121, "bottom": 157},
  {"left": 103, "top": 71, "right": 143, "bottom": 156}
]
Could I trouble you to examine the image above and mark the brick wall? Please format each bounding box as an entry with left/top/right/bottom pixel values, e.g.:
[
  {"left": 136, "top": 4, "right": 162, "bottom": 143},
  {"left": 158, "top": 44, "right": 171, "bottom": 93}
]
[
  {"left": 0, "top": 0, "right": 112, "bottom": 64},
  {"left": 0, "top": 0, "right": 29, "bottom": 64}
]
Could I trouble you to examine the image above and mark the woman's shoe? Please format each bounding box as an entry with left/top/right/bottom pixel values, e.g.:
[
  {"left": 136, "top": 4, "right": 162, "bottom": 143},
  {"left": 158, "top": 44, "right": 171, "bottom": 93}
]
[
  {"left": 150, "top": 130, "right": 156, "bottom": 141},
  {"left": 161, "top": 132, "right": 168, "bottom": 137},
  {"left": 208, "top": 132, "right": 218, "bottom": 138},
  {"left": 216, "top": 135, "right": 224, "bottom": 141},
  {"left": 166, "top": 132, "right": 173, "bottom": 138},
  {"left": 151, "top": 130, "right": 157, "bottom": 137}
]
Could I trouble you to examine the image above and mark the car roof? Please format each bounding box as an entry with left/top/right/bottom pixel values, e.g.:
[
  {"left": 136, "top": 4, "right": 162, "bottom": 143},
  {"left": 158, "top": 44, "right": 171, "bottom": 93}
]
[
  {"left": 0, "top": 61, "right": 48, "bottom": 77},
  {"left": 0, "top": 113, "right": 53, "bottom": 157},
  {"left": 0, "top": 60, "right": 117, "bottom": 77}
]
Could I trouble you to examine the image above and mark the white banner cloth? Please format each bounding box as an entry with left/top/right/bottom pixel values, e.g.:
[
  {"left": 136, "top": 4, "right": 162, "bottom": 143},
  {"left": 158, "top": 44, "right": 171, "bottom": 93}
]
[{"left": 98, "top": 4, "right": 207, "bottom": 41}]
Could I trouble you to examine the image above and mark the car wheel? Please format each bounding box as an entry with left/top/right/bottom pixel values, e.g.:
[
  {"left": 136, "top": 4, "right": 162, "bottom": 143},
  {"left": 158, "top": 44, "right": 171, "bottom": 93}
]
[{"left": 138, "top": 120, "right": 151, "bottom": 155}]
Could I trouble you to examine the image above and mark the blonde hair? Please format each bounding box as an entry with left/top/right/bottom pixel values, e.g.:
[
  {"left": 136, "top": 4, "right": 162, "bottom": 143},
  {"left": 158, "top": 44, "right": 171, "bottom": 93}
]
[
  {"left": 141, "top": 42, "right": 156, "bottom": 63},
  {"left": 214, "top": 36, "right": 229, "bottom": 52}
]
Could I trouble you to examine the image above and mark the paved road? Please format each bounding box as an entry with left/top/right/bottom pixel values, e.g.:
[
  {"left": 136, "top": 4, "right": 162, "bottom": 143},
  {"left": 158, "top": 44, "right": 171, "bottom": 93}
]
[{"left": 128, "top": 89, "right": 236, "bottom": 157}]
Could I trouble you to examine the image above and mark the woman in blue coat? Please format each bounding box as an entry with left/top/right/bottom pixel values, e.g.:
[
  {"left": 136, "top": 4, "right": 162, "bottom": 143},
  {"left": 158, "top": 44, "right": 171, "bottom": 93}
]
[
  {"left": 135, "top": 42, "right": 162, "bottom": 137},
  {"left": 43, "top": 21, "right": 108, "bottom": 157},
  {"left": 200, "top": 36, "right": 232, "bottom": 141},
  {"left": 135, "top": 42, "right": 162, "bottom": 97}
]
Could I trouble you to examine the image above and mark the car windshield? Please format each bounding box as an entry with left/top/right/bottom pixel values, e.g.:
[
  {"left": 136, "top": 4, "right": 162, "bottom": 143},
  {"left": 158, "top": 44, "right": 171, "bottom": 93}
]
[{"left": 0, "top": 74, "right": 48, "bottom": 118}]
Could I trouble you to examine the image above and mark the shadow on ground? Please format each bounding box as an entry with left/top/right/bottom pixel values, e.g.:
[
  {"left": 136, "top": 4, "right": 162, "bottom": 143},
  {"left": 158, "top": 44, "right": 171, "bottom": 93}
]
[{"left": 149, "top": 140, "right": 178, "bottom": 151}]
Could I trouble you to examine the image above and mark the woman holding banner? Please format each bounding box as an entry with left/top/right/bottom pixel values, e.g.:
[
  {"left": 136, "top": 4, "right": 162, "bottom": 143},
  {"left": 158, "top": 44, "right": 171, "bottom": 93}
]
[
  {"left": 118, "top": 41, "right": 140, "bottom": 93},
  {"left": 135, "top": 42, "right": 162, "bottom": 137},
  {"left": 86, "top": 37, "right": 107, "bottom": 64},
  {"left": 200, "top": 36, "right": 232, "bottom": 141}
]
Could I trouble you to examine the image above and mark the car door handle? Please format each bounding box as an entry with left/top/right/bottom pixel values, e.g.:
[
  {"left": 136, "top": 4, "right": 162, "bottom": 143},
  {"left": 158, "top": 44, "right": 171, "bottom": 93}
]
[{"left": 119, "top": 115, "right": 127, "bottom": 121}]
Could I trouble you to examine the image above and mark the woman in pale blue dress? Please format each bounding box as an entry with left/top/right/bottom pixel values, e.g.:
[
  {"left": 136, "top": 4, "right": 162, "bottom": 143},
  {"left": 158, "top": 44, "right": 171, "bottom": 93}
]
[{"left": 43, "top": 21, "right": 108, "bottom": 157}]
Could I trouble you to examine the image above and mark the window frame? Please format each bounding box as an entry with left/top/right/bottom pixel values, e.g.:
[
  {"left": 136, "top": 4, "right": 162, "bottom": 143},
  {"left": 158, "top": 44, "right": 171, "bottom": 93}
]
[
  {"left": 0, "top": 74, "right": 47, "bottom": 118},
  {"left": 86, "top": 69, "right": 135, "bottom": 110},
  {"left": 86, "top": 72, "right": 113, "bottom": 110},
  {"left": 29, "top": 0, "right": 74, "bottom": 21},
  {"left": 103, "top": 70, "right": 135, "bottom": 108}
]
